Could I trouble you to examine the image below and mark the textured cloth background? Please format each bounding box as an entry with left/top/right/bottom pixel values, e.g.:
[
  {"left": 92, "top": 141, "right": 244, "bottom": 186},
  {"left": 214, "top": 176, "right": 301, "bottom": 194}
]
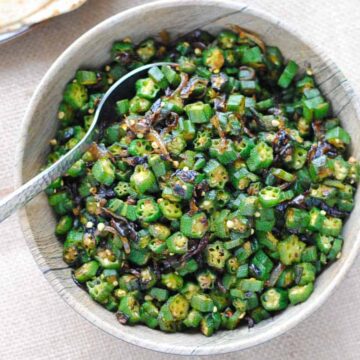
[{"left": 0, "top": 0, "right": 360, "bottom": 359}]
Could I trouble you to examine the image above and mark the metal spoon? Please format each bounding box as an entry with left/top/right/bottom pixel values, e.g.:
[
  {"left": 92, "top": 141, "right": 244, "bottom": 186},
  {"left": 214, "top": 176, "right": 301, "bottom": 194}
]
[{"left": 0, "top": 62, "right": 174, "bottom": 222}]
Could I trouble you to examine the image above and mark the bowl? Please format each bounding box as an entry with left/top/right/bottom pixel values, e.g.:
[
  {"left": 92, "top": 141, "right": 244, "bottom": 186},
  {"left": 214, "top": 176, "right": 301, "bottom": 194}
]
[{"left": 16, "top": 0, "right": 360, "bottom": 355}]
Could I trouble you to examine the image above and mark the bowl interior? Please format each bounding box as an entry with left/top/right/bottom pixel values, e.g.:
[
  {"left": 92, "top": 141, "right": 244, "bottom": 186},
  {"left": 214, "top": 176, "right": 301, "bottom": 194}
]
[{"left": 17, "top": 0, "right": 360, "bottom": 355}]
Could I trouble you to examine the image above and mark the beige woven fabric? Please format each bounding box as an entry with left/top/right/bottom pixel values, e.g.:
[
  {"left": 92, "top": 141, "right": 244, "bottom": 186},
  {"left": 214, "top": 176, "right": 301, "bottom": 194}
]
[{"left": 0, "top": 0, "right": 360, "bottom": 358}]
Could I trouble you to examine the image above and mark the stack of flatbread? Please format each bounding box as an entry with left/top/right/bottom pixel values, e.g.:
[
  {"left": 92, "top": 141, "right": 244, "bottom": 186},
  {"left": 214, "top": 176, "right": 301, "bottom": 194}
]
[{"left": 0, "top": 0, "right": 87, "bottom": 35}]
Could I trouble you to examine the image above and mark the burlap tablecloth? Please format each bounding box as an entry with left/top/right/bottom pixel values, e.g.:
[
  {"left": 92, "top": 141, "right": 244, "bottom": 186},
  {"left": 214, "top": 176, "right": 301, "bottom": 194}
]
[{"left": 1, "top": 0, "right": 360, "bottom": 358}]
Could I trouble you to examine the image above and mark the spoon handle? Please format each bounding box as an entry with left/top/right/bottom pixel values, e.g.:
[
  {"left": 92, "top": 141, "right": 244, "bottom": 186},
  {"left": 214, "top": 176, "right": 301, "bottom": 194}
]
[
  {"left": 0, "top": 171, "right": 53, "bottom": 222},
  {"left": 0, "top": 143, "right": 87, "bottom": 222}
]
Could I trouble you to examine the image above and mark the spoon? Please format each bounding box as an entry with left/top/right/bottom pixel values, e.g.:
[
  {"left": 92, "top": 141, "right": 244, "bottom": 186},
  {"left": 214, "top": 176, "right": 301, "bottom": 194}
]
[{"left": 0, "top": 62, "right": 175, "bottom": 222}]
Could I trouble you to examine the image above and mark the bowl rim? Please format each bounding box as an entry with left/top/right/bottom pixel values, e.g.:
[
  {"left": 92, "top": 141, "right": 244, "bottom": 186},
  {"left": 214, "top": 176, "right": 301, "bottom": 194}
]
[{"left": 15, "top": 0, "right": 360, "bottom": 355}]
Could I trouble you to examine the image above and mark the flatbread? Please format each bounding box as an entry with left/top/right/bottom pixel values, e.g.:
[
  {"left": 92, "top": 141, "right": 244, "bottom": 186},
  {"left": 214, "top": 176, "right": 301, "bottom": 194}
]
[
  {"left": 0, "top": 0, "right": 53, "bottom": 28},
  {"left": 0, "top": 0, "right": 86, "bottom": 34}
]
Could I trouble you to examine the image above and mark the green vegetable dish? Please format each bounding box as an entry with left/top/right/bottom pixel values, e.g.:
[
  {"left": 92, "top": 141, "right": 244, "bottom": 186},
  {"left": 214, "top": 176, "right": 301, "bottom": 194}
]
[{"left": 46, "top": 26, "right": 359, "bottom": 336}]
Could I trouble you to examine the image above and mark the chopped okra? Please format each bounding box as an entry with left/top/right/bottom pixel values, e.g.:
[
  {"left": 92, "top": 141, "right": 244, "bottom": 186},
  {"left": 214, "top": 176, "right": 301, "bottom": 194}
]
[{"left": 46, "top": 27, "right": 358, "bottom": 336}]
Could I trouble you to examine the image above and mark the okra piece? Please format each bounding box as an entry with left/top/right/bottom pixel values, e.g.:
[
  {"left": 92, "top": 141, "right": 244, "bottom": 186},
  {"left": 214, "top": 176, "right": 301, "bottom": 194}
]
[
  {"left": 136, "top": 77, "right": 160, "bottom": 100},
  {"left": 221, "top": 308, "right": 244, "bottom": 330},
  {"left": 227, "top": 94, "right": 245, "bottom": 114},
  {"left": 184, "top": 101, "right": 213, "bottom": 123},
  {"left": 130, "top": 164, "right": 157, "bottom": 194},
  {"left": 250, "top": 307, "right": 271, "bottom": 324},
  {"left": 202, "top": 47, "right": 225, "bottom": 71},
  {"left": 148, "top": 223, "right": 171, "bottom": 240},
  {"left": 285, "top": 207, "right": 309, "bottom": 232},
  {"left": 294, "top": 263, "right": 316, "bottom": 285},
  {"left": 48, "top": 191, "right": 74, "bottom": 215},
  {"left": 242, "top": 46, "right": 263, "bottom": 68},
  {"left": 127, "top": 247, "right": 151, "bottom": 266},
  {"left": 327, "top": 238, "right": 343, "bottom": 261},
  {"left": 181, "top": 282, "right": 200, "bottom": 301},
  {"left": 158, "top": 199, "right": 182, "bottom": 220},
  {"left": 118, "top": 295, "right": 141, "bottom": 325},
  {"left": 136, "top": 197, "right": 161, "bottom": 222},
  {"left": 250, "top": 250, "right": 274, "bottom": 280},
  {"left": 277, "top": 60, "right": 298, "bottom": 88},
  {"left": 278, "top": 235, "right": 306, "bottom": 266},
  {"left": 259, "top": 186, "right": 282, "bottom": 208},
  {"left": 320, "top": 217, "right": 343, "bottom": 237},
  {"left": 136, "top": 38, "right": 156, "bottom": 63},
  {"left": 288, "top": 282, "right": 314, "bottom": 305},
  {"left": 55, "top": 215, "right": 73, "bottom": 236},
  {"left": 246, "top": 142, "right": 273, "bottom": 172},
  {"left": 255, "top": 207, "right": 275, "bottom": 232},
  {"left": 191, "top": 294, "right": 215, "bottom": 312},
  {"left": 148, "top": 66, "right": 169, "bottom": 89},
  {"left": 180, "top": 212, "right": 208, "bottom": 239},
  {"left": 74, "top": 261, "right": 99, "bottom": 283},
  {"left": 129, "top": 95, "right": 152, "bottom": 114},
  {"left": 301, "top": 246, "right": 318, "bottom": 263},
  {"left": 166, "top": 232, "right": 188, "bottom": 255},
  {"left": 161, "top": 273, "right": 183, "bottom": 291},
  {"left": 140, "top": 301, "right": 159, "bottom": 328},
  {"left": 200, "top": 313, "right": 221, "bottom": 337},
  {"left": 217, "top": 30, "right": 238, "bottom": 49},
  {"left": 64, "top": 82, "right": 88, "bottom": 109},
  {"left": 176, "top": 259, "right": 199, "bottom": 276},
  {"left": 87, "top": 277, "right": 114, "bottom": 304},
  {"left": 238, "top": 278, "right": 264, "bottom": 293},
  {"left": 92, "top": 158, "right": 115, "bottom": 186},
  {"left": 203, "top": 159, "right": 229, "bottom": 189},
  {"left": 128, "top": 139, "right": 152, "bottom": 156},
  {"left": 205, "top": 241, "right": 230, "bottom": 270},
  {"left": 325, "top": 126, "right": 350, "bottom": 149},
  {"left": 209, "top": 138, "right": 238, "bottom": 165},
  {"left": 167, "top": 294, "right": 190, "bottom": 320},
  {"left": 260, "top": 288, "right": 288, "bottom": 311},
  {"left": 148, "top": 287, "right": 169, "bottom": 302},
  {"left": 183, "top": 309, "right": 203, "bottom": 328}
]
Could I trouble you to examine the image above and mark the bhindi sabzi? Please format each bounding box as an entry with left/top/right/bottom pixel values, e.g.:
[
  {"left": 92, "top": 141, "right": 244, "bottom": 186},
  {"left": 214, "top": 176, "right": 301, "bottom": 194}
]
[{"left": 45, "top": 27, "right": 359, "bottom": 336}]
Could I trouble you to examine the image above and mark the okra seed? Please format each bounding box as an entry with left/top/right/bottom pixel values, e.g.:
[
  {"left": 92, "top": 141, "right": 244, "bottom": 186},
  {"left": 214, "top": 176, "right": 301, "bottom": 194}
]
[
  {"left": 97, "top": 223, "right": 105, "bottom": 232},
  {"left": 226, "top": 220, "right": 234, "bottom": 228}
]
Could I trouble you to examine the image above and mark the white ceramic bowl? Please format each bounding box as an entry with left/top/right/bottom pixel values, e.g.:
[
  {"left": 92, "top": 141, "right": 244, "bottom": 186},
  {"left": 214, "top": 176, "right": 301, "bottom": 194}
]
[{"left": 16, "top": 0, "right": 360, "bottom": 355}]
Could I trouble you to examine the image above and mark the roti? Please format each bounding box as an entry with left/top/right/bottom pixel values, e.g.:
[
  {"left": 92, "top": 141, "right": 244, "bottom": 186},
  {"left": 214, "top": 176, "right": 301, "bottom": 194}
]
[
  {"left": 0, "top": 0, "right": 86, "bottom": 34},
  {"left": 0, "top": 0, "right": 53, "bottom": 28}
]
